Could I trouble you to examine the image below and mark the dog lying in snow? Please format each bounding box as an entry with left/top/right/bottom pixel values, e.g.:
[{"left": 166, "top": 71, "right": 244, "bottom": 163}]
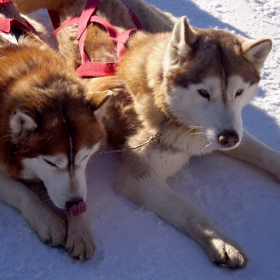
[
  {"left": 0, "top": 0, "right": 125, "bottom": 259},
  {"left": 14, "top": 0, "right": 279, "bottom": 268}
]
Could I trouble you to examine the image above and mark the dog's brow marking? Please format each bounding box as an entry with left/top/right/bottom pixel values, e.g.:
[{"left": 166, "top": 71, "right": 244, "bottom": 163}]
[
  {"left": 69, "top": 134, "right": 74, "bottom": 175},
  {"left": 222, "top": 67, "right": 227, "bottom": 105}
]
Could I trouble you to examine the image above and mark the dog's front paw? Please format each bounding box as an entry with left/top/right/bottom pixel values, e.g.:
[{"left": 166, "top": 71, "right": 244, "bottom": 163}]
[
  {"left": 206, "top": 237, "right": 248, "bottom": 268},
  {"left": 24, "top": 205, "right": 67, "bottom": 246},
  {"left": 66, "top": 214, "right": 95, "bottom": 259}
]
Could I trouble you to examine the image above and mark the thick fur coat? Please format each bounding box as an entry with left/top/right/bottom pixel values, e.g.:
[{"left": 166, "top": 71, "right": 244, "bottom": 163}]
[{"left": 12, "top": 0, "right": 280, "bottom": 268}]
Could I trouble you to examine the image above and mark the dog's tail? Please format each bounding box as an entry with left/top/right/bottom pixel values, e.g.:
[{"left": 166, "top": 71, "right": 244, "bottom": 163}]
[{"left": 12, "top": 0, "right": 63, "bottom": 14}]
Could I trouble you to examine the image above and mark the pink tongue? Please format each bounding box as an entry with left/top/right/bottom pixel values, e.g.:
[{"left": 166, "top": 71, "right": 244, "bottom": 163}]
[{"left": 64, "top": 201, "right": 87, "bottom": 217}]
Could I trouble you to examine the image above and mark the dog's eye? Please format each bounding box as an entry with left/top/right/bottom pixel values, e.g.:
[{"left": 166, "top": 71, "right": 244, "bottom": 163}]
[
  {"left": 235, "top": 89, "right": 244, "bottom": 97},
  {"left": 44, "top": 159, "right": 57, "bottom": 167},
  {"left": 197, "top": 89, "right": 210, "bottom": 100},
  {"left": 81, "top": 155, "right": 89, "bottom": 162}
]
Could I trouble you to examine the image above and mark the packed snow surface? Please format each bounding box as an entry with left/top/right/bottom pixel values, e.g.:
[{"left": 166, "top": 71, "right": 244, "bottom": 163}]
[{"left": 0, "top": 0, "right": 280, "bottom": 279}]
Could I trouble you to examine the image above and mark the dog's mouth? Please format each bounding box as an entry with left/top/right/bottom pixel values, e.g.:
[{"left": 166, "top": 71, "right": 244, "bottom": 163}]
[{"left": 63, "top": 200, "right": 87, "bottom": 217}]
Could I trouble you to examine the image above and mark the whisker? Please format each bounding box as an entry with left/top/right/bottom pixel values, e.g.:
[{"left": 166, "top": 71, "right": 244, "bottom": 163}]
[
  {"left": 186, "top": 128, "right": 196, "bottom": 134},
  {"left": 204, "top": 143, "right": 212, "bottom": 148},
  {"left": 41, "top": 198, "right": 52, "bottom": 203}
]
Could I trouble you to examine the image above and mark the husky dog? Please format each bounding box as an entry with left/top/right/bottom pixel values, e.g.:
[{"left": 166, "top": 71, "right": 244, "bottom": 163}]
[
  {"left": 111, "top": 18, "right": 274, "bottom": 268},
  {"left": 0, "top": 0, "right": 124, "bottom": 259},
  {"left": 14, "top": 0, "right": 277, "bottom": 269}
]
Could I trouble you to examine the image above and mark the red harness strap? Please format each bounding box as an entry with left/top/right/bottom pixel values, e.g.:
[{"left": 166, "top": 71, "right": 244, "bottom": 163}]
[
  {"left": 52, "top": 0, "right": 141, "bottom": 78},
  {"left": 0, "top": 0, "right": 36, "bottom": 34},
  {"left": 0, "top": 17, "right": 36, "bottom": 34},
  {"left": 0, "top": 0, "right": 13, "bottom": 4}
]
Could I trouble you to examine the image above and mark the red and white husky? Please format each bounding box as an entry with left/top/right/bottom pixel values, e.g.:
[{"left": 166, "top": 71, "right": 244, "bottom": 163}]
[{"left": 0, "top": 0, "right": 124, "bottom": 259}]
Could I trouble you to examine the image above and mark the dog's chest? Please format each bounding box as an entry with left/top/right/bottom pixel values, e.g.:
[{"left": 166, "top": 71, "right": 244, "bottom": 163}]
[
  {"left": 161, "top": 124, "right": 213, "bottom": 157},
  {"left": 141, "top": 125, "right": 213, "bottom": 179}
]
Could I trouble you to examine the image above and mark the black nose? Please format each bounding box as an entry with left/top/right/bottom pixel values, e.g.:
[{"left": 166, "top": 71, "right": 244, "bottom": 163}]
[
  {"left": 65, "top": 198, "right": 83, "bottom": 210},
  {"left": 218, "top": 130, "right": 239, "bottom": 148}
]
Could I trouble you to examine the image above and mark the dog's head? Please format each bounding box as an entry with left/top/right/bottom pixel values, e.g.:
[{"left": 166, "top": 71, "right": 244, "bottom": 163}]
[
  {"left": 3, "top": 54, "right": 121, "bottom": 215},
  {"left": 163, "top": 16, "right": 272, "bottom": 150}
]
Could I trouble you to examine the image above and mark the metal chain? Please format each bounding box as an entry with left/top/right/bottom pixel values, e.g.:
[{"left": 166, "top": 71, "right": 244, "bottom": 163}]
[{"left": 100, "top": 117, "right": 170, "bottom": 155}]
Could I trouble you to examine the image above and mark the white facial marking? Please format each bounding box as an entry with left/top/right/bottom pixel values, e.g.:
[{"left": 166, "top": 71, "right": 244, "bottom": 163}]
[
  {"left": 21, "top": 142, "right": 101, "bottom": 209},
  {"left": 165, "top": 76, "right": 258, "bottom": 150},
  {"left": 69, "top": 134, "right": 74, "bottom": 175},
  {"left": 75, "top": 142, "right": 101, "bottom": 166},
  {"left": 40, "top": 154, "right": 68, "bottom": 169}
]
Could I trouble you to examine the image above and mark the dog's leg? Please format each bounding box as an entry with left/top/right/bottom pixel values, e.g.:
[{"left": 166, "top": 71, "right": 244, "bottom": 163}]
[
  {"left": 224, "top": 129, "right": 280, "bottom": 180},
  {"left": 66, "top": 211, "right": 95, "bottom": 259},
  {"left": 115, "top": 152, "right": 247, "bottom": 268},
  {"left": 0, "top": 171, "right": 66, "bottom": 246}
]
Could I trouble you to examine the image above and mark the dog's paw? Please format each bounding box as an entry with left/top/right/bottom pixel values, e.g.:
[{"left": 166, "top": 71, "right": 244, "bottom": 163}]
[
  {"left": 65, "top": 229, "right": 95, "bottom": 260},
  {"left": 37, "top": 216, "right": 67, "bottom": 246},
  {"left": 206, "top": 238, "right": 248, "bottom": 268},
  {"left": 24, "top": 205, "right": 67, "bottom": 246},
  {"left": 65, "top": 217, "right": 95, "bottom": 259}
]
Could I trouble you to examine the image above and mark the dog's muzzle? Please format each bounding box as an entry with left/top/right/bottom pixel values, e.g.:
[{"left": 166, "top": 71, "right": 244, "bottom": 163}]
[
  {"left": 63, "top": 199, "right": 87, "bottom": 217},
  {"left": 218, "top": 130, "right": 239, "bottom": 148}
]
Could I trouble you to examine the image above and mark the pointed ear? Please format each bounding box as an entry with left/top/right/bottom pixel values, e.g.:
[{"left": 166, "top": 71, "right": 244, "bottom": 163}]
[
  {"left": 85, "top": 76, "right": 127, "bottom": 119},
  {"left": 10, "top": 108, "right": 37, "bottom": 143},
  {"left": 242, "top": 38, "right": 272, "bottom": 70},
  {"left": 93, "top": 95, "right": 111, "bottom": 120},
  {"left": 164, "top": 16, "right": 197, "bottom": 71}
]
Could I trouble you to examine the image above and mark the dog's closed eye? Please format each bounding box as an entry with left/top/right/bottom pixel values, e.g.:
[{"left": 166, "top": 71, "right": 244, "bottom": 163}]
[
  {"left": 235, "top": 89, "right": 244, "bottom": 97},
  {"left": 43, "top": 159, "right": 57, "bottom": 167},
  {"left": 197, "top": 89, "right": 210, "bottom": 100}
]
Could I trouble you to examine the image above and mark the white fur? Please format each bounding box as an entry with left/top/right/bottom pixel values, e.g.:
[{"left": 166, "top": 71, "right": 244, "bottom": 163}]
[
  {"left": 21, "top": 142, "right": 101, "bottom": 209},
  {"left": 165, "top": 76, "right": 258, "bottom": 150}
]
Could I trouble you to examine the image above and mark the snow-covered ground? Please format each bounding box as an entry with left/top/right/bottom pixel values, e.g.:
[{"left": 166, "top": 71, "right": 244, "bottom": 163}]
[{"left": 1, "top": 0, "right": 280, "bottom": 279}]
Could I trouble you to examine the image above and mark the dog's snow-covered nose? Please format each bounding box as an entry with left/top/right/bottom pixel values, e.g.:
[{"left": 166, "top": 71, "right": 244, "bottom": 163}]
[
  {"left": 64, "top": 198, "right": 86, "bottom": 217},
  {"left": 218, "top": 130, "right": 239, "bottom": 148}
]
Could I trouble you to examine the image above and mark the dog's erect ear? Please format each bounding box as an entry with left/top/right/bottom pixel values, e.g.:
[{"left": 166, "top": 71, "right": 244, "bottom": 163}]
[
  {"left": 85, "top": 76, "right": 127, "bottom": 119},
  {"left": 10, "top": 108, "right": 37, "bottom": 142},
  {"left": 164, "top": 16, "right": 197, "bottom": 70},
  {"left": 91, "top": 93, "right": 111, "bottom": 120},
  {"left": 242, "top": 38, "right": 272, "bottom": 70}
]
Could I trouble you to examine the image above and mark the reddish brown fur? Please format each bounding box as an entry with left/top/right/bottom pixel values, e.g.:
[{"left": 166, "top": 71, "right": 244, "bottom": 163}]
[
  {"left": 0, "top": 36, "right": 109, "bottom": 179},
  {"left": 11, "top": 0, "right": 273, "bottom": 266}
]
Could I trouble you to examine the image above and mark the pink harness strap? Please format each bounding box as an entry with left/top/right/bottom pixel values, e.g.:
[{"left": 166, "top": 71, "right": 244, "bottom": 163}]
[
  {"left": 0, "top": 17, "right": 36, "bottom": 34},
  {"left": 0, "top": 0, "right": 36, "bottom": 34},
  {"left": 52, "top": 0, "right": 141, "bottom": 78},
  {"left": 0, "top": 0, "right": 13, "bottom": 4},
  {"left": 0, "top": 86, "right": 9, "bottom": 94}
]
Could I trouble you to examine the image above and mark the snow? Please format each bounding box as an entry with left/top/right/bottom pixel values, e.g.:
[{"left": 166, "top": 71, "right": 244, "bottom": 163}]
[{"left": 1, "top": 0, "right": 280, "bottom": 279}]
